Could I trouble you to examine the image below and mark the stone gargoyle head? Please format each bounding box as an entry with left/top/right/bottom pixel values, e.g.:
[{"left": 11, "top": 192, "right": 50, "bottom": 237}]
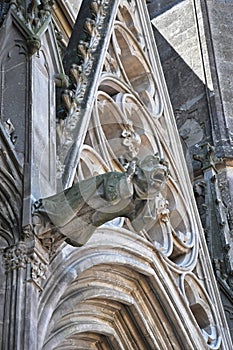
[{"left": 129, "top": 154, "right": 169, "bottom": 200}]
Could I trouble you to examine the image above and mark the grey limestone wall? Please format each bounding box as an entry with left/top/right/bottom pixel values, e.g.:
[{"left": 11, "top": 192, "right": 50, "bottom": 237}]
[
  {"left": 148, "top": 0, "right": 233, "bottom": 162},
  {"left": 203, "top": 0, "right": 233, "bottom": 155},
  {"left": 148, "top": 0, "right": 213, "bottom": 178}
]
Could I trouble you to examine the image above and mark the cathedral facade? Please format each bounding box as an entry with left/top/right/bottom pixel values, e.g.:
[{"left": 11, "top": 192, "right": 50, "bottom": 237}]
[{"left": 0, "top": 0, "right": 232, "bottom": 349}]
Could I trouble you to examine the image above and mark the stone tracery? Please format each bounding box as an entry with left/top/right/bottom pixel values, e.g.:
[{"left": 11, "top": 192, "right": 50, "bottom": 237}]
[
  {"left": 34, "top": 1, "right": 224, "bottom": 348},
  {"left": 35, "top": 3, "right": 223, "bottom": 349},
  {"left": 0, "top": 0, "right": 230, "bottom": 349}
]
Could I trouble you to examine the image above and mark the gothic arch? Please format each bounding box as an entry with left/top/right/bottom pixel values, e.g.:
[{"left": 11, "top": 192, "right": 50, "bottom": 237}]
[
  {"left": 38, "top": 227, "right": 211, "bottom": 350},
  {"left": 44, "top": 0, "right": 227, "bottom": 347},
  {"left": 0, "top": 0, "right": 228, "bottom": 349}
]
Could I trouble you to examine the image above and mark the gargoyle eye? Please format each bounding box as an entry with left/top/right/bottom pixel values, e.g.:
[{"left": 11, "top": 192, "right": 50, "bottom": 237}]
[{"left": 151, "top": 170, "right": 165, "bottom": 182}]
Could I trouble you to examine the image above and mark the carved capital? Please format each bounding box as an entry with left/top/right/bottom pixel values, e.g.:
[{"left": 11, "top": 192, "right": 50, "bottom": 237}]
[
  {"left": 4, "top": 241, "right": 49, "bottom": 288},
  {"left": 4, "top": 243, "right": 28, "bottom": 272}
]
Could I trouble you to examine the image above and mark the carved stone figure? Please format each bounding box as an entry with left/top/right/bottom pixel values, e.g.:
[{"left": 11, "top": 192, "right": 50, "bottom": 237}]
[{"left": 33, "top": 154, "right": 169, "bottom": 246}]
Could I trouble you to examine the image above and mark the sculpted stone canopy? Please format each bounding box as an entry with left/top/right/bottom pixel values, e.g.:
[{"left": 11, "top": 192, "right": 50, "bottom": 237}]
[{"left": 33, "top": 154, "right": 169, "bottom": 246}]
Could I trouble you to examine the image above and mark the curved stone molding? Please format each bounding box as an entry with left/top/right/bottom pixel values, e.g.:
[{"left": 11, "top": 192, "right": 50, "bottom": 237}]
[
  {"left": 76, "top": 144, "right": 111, "bottom": 180},
  {"left": 112, "top": 22, "right": 163, "bottom": 117},
  {"left": 73, "top": 74, "right": 199, "bottom": 271},
  {"left": 32, "top": 0, "right": 232, "bottom": 349},
  {"left": 95, "top": 90, "right": 145, "bottom": 165},
  {"left": 56, "top": 0, "right": 166, "bottom": 187},
  {"left": 181, "top": 273, "right": 222, "bottom": 349},
  {"left": 37, "top": 228, "right": 211, "bottom": 350}
]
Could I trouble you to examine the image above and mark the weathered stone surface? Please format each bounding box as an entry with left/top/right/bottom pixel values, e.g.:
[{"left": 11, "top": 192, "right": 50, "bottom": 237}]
[
  {"left": 0, "top": 0, "right": 232, "bottom": 349},
  {"left": 149, "top": 0, "right": 233, "bottom": 340},
  {"left": 33, "top": 155, "right": 169, "bottom": 246}
]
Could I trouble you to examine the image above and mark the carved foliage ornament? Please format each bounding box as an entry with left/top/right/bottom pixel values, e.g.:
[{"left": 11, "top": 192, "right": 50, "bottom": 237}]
[
  {"left": 57, "top": 0, "right": 115, "bottom": 169},
  {"left": 30, "top": 252, "right": 48, "bottom": 288},
  {"left": 66, "top": 2, "right": 220, "bottom": 346},
  {"left": 3, "top": 242, "right": 48, "bottom": 288},
  {"left": 8, "top": 0, "right": 54, "bottom": 54},
  {"left": 56, "top": 0, "right": 168, "bottom": 186},
  {"left": 4, "top": 243, "right": 27, "bottom": 272}
]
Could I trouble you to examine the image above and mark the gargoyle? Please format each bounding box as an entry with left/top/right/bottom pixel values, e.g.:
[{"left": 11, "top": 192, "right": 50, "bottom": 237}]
[{"left": 33, "top": 154, "right": 169, "bottom": 247}]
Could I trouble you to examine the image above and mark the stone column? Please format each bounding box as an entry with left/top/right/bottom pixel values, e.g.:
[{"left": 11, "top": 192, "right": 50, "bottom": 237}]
[
  {"left": 2, "top": 238, "right": 48, "bottom": 350},
  {"left": 0, "top": 4, "right": 62, "bottom": 346}
]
